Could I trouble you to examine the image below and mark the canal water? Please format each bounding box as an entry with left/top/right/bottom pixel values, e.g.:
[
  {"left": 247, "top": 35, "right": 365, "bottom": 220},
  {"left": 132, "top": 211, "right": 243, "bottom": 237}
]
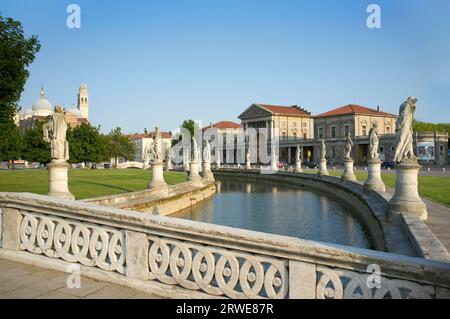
[{"left": 172, "top": 178, "right": 373, "bottom": 249}]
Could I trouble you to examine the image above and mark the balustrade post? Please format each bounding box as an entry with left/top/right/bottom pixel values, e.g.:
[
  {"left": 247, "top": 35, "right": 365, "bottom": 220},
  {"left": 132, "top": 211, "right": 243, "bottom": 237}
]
[
  {"left": 125, "top": 230, "right": 149, "bottom": 280},
  {"left": 2, "top": 208, "right": 22, "bottom": 250},
  {"left": 288, "top": 260, "right": 316, "bottom": 299}
]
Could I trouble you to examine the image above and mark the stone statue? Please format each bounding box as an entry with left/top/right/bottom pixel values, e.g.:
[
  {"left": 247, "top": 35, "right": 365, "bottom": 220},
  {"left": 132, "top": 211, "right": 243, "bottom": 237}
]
[
  {"left": 43, "top": 106, "right": 69, "bottom": 162},
  {"left": 393, "top": 97, "right": 418, "bottom": 163},
  {"left": 246, "top": 149, "right": 251, "bottom": 163},
  {"left": 151, "top": 126, "right": 163, "bottom": 162},
  {"left": 344, "top": 133, "right": 354, "bottom": 159},
  {"left": 296, "top": 145, "right": 302, "bottom": 162},
  {"left": 320, "top": 139, "right": 326, "bottom": 160},
  {"left": 142, "top": 144, "right": 150, "bottom": 164},
  {"left": 192, "top": 138, "right": 199, "bottom": 161},
  {"left": 166, "top": 147, "right": 173, "bottom": 169},
  {"left": 203, "top": 140, "right": 211, "bottom": 163},
  {"left": 368, "top": 123, "right": 380, "bottom": 160}
]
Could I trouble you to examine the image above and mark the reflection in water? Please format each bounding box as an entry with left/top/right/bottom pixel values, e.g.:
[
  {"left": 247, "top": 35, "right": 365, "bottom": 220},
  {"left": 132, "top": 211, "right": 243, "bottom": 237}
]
[{"left": 172, "top": 179, "right": 373, "bottom": 249}]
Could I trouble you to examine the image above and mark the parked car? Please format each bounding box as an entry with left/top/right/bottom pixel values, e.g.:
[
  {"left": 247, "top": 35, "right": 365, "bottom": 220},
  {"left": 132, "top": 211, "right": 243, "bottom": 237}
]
[
  {"left": 381, "top": 161, "right": 396, "bottom": 169},
  {"left": 305, "top": 162, "right": 319, "bottom": 169}
]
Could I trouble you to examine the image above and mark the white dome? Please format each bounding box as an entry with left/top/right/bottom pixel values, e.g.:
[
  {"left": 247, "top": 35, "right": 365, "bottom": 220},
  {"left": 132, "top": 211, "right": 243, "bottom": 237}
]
[
  {"left": 32, "top": 87, "right": 52, "bottom": 115},
  {"left": 69, "top": 107, "right": 83, "bottom": 117},
  {"left": 22, "top": 109, "right": 34, "bottom": 119}
]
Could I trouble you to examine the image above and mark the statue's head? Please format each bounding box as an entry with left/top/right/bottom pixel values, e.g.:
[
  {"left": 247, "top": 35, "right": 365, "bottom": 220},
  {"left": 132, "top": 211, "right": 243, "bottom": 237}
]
[
  {"left": 54, "top": 105, "right": 64, "bottom": 114},
  {"left": 406, "top": 96, "right": 418, "bottom": 105}
]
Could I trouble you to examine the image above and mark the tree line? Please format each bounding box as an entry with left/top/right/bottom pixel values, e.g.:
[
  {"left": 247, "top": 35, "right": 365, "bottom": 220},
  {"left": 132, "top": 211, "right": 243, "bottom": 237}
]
[{"left": 18, "top": 122, "right": 136, "bottom": 165}]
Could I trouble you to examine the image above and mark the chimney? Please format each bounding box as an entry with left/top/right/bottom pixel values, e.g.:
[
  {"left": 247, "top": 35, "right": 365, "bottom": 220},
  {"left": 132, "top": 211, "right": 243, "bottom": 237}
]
[{"left": 377, "top": 106, "right": 380, "bottom": 112}]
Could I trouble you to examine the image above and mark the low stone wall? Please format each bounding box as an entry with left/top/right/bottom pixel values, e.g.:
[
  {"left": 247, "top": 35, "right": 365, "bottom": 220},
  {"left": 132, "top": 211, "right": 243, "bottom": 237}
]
[
  {"left": 212, "top": 169, "right": 450, "bottom": 262},
  {"left": 0, "top": 192, "right": 449, "bottom": 299},
  {"left": 82, "top": 180, "right": 216, "bottom": 216}
]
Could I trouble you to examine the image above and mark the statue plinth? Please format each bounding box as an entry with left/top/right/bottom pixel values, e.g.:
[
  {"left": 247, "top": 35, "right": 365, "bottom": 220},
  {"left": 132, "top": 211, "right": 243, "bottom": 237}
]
[
  {"left": 364, "top": 158, "right": 385, "bottom": 192},
  {"left": 295, "top": 160, "right": 303, "bottom": 173},
  {"left": 318, "top": 159, "right": 329, "bottom": 176},
  {"left": 387, "top": 161, "right": 427, "bottom": 222},
  {"left": 342, "top": 158, "right": 356, "bottom": 181},
  {"left": 148, "top": 160, "right": 167, "bottom": 189},
  {"left": 201, "top": 161, "right": 214, "bottom": 181},
  {"left": 47, "top": 161, "right": 75, "bottom": 200},
  {"left": 188, "top": 161, "right": 201, "bottom": 184}
]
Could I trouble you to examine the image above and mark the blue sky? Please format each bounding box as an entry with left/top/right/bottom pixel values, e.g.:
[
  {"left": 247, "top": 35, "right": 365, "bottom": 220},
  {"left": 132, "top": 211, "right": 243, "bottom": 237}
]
[{"left": 2, "top": 0, "right": 450, "bottom": 133}]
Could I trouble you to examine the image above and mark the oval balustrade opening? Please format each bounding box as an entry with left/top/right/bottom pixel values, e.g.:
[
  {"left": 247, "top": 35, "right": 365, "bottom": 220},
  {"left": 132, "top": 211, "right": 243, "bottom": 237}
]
[{"left": 172, "top": 178, "right": 373, "bottom": 249}]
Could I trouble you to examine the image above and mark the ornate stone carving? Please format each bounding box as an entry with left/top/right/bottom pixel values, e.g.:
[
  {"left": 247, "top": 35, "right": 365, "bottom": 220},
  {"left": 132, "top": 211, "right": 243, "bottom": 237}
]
[
  {"left": 393, "top": 97, "right": 418, "bottom": 163},
  {"left": 147, "top": 236, "right": 288, "bottom": 299},
  {"left": 19, "top": 211, "right": 125, "bottom": 274},
  {"left": 316, "top": 266, "right": 437, "bottom": 299}
]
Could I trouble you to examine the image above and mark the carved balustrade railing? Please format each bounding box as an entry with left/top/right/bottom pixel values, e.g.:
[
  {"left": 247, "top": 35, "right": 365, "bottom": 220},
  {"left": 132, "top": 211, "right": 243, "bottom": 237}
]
[{"left": 0, "top": 192, "right": 449, "bottom": 299}]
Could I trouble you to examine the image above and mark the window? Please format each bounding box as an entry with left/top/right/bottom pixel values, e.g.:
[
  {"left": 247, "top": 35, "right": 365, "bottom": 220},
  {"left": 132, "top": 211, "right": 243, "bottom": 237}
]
[
  {"left": 282, "top": 132, "right": 287, "bottom": 140},
  {"left": 293, "top": 122, "right": 297, "bottom": 127},
  {"left": 303, "top": 123, "right": 307, "bottom": 127},
  {"left": 344, "top": 125, "right": 349, "bottom": 137},
  {"left": 318, "top": 127, "right": 324, "bottom": 138},
  {"left": 386, "top": 126, "right": 391, "bottom": 134},
  {"left": 331, "top": 126, "right": 336, "bottom": 138},
  {"left": 293, "top": 132, "right": 297, "bottom": 140},
  {"left": 282, "top": 121, "right": 287, "bottom": 127},
  {"left": 380, "top": 146, "right": 384, "bottom": 153},
  {"left": 362, "top": 125, "right": 367, "bottom": 136},
  {"left": 303, "top": 133, "right": 307, "bottom": 139}
]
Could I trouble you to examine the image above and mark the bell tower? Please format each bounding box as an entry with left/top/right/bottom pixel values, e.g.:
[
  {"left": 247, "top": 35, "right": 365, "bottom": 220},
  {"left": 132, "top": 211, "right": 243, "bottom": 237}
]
[{"left": 77, "top": 83, "right": 89, "bottom": 119}]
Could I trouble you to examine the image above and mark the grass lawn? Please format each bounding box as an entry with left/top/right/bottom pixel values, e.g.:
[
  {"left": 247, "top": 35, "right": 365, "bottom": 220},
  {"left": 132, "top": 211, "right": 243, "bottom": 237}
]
[
  {"left": 0, "top": 169, "right": 187, "bottom": 200},
  {"left": 321, "top": 170, "right": 450, "bottom": 207}
]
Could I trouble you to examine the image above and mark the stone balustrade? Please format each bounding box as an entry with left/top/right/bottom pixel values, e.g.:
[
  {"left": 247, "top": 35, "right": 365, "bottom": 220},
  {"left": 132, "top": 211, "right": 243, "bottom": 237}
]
[{"left": 1, "top": 192, "right": 449, "bottom": 299}]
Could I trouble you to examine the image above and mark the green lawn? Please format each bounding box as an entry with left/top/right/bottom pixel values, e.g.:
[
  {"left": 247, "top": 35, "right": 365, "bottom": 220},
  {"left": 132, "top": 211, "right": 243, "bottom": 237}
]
[
  {"left": 0, "top": 169, "right": 187, "bottom": 200},
  {"left": 322, "top": 170, "right": 450, "bottom": 207}
]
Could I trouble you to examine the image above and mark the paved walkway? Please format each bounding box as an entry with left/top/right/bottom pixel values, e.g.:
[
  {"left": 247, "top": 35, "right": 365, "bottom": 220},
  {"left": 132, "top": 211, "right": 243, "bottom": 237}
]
[
  {"left": 384, "top": 187, "right": 450, "bottom": 251},
  {"left": 0, "top": 259, "right": 159, "bottom": 299}
]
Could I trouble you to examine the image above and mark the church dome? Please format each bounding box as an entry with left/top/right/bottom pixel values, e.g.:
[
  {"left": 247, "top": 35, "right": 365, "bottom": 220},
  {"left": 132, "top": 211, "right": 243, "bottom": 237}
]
[
  {"left": 69, "top": 106, "right": 83, "bottom": 118},
  {"left": 22, "top": 108, "right": 34, "bottom": 119},
  {"left": 32, "top": 87, "right": 52, "bottom": 116}
]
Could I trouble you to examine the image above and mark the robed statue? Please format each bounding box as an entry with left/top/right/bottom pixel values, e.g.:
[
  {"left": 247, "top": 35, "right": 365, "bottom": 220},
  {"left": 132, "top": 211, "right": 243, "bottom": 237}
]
[
  {"left": 368, "top": 123, "right": 380, "bottom": 160},
  {"left": 192, "top": 138, "right": 199, "bottom": 161},
  {"left": 296, "top": 145, "right": 302, "bottom": 162},
  {"left": 43, "top": 106, "right": 69, "bottom": 162},
  {"left": 344, "top": 133, "right": 353, "bottom": 159},
  {"left": 320, "top": 139, "right": 326, "bottom": 160},
  {"left": 393, "top": 97, "right": 418, "bottom": 163},
  {"left": 151, "top": 126, "right": 163, "bottom": 162},
  {"left": 203, "top": 140, "right": 211, "bottom": 163}
]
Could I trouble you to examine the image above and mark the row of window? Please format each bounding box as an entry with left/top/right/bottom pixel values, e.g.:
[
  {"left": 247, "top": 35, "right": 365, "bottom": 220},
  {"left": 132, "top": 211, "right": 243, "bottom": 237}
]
[{"left": 318, "top": 125, "right": 392, "bottom": 138}]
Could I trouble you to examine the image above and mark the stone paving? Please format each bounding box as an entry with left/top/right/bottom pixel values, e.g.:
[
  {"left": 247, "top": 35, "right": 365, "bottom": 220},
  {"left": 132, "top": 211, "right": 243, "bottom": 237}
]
[{"left": 0, "top": 259, "right": 159, "bottom": 299}]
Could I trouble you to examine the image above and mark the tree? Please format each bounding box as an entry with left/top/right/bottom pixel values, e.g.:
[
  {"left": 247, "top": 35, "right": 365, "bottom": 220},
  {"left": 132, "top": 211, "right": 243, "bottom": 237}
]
[
  {"left": 413, "top": 120, "right": 450, "bottom": 133},
  {"left": 67, "top": 123, "right": 107, "bottom": 164},
  {"left": 172, "top": 119, "right": 200, "bottom": 146},
  {"left": 0, "top": 15, "right": 40, "bottom": 164},
  {"left": 21, "top": 120, "right": 50, "bottom": 164},
  {"left": 105, "top": 127, "right": 136, "bottom": 166}
]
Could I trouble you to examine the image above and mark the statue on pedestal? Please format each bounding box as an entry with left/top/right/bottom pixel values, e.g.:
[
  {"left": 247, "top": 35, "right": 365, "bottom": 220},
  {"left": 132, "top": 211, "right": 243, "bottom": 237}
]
[
  {"left": 43, "top": 106, "right": 69, "bottom": 163},
  {"left": 393, "top": 97, "right": 418, "bottom": 163},
  {"left": 344, "top": 133, "right": 353, "bottom": 159},
  {"left": 368, "top": 123, "right": 380, "bottom": 160}
]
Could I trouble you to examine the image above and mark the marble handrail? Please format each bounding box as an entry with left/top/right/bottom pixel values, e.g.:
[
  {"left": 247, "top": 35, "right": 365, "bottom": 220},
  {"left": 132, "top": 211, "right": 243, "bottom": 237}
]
[{"left": 0, "top": 192, "right": 449, "bottom": 299}]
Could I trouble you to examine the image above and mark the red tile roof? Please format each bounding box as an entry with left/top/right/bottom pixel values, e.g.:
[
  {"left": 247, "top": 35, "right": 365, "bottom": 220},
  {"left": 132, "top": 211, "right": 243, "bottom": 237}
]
[
  {"left": 127, "top": 131, "right": 172, "bottom": 140},
  {"left": 257, "top": 104, "right": 312, "bottom": 117},
  {"left": 204, "top": 121, "right": 241, "bottom": 130},
  {"left": 315, "top": 104, "right": 396, "bottom": 118}
]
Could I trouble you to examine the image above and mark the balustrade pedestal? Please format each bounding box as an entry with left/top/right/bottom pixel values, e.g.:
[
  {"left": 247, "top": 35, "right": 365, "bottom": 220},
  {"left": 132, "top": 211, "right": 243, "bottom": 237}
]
[
  {"left": 387, "top": 161, "right": 427, "bottom": 222},
  {"left": 364, "top": 159, "right": 385, "bottom": 192},
  {"left": 47, "top": 161, "right": 75, "bottom": 200},
  {"left": 318, "top": 159, "right": 329, "bottom": 176},
  {"left": 148, "top": 160, "right": 167, "bottom": 189},
  {"left": 342, "top": 159, "right": 356, "bottom": 182}
]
